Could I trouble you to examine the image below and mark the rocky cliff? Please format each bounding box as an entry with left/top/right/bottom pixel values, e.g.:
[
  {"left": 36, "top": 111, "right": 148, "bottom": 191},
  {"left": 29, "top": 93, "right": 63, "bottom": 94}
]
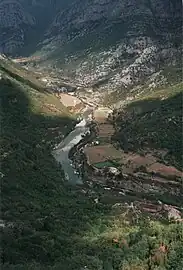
[
  {"left": 41, "top": 0, "right": 182, "bottom": 103},
  {"left": 0, "top": 0, "right": 72, "bottom": 55},
  {"left": 0, "top": 0, "right": 35, "bottom": 53},
  {"left": 1, "top": 0, "right": 182, "bottom": 104}
]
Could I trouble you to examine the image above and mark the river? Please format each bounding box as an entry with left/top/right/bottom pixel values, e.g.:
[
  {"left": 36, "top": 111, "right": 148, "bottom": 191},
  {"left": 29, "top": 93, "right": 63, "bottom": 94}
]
[{"left": 52, "top": 118, "right": 90, "bottom": 184}]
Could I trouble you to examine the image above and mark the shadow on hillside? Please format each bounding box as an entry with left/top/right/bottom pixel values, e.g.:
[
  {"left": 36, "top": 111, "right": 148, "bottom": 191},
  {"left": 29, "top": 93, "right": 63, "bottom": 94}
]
[
  {"left": 45, "top": 20, "right": 133, "bottom": 67},
  {"left": 0, "top": 79, "right": 111, "bottom": 268},
  {"left": 112, "top": 92, "right": 182, "bottom": 168},
  {"left": 0, "top": 65, "right": 49, "bottom": 94},
  {"left": 1, "top": 80, "right": 183, "bottom": 270}
]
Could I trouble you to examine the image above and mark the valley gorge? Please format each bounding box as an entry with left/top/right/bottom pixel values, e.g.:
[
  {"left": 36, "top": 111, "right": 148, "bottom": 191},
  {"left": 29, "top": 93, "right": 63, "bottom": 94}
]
[{"left": 0, "top": 1, "right": 183, "bottom": 270}]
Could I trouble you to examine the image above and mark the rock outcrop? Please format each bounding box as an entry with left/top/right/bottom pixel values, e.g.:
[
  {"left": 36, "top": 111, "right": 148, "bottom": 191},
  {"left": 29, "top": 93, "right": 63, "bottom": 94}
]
[
  {"left": 41, "top": 0, "right": 182, "bottom": 102},
  {"left": 1, "top": 0, "right": 182, "bottom": 102},
  {"left": 0, "top": 0, "right": 71, "bottom": 54},
  {"left": 0, "top": 0, "right": 35, "bottom": 53}
]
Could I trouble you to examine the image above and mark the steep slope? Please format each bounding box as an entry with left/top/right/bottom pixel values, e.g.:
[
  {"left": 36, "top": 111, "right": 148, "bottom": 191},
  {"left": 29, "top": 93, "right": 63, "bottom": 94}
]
[
  {"left": 1, "top": 57, "right": 183, "bottom": 270},
  {"left": 112, "top": 83, "right": 183, "bottom": 169},
  {"left": 0, "top": 55, "right": 76, "bottom": 190},
  {"left": 0, "top": 57, "right": 76, "bottom": 266},
  {"left": 37, "top": 0, "right": 182, "bottom": 104},
  {"left": 0, "top": 0, "right": 35, "bottom": 54},
  {"left": 0, "top": 0, "right": 74, "bottom": 55},
  {"left": 1, "top": 0, "right": 181, "bottom": 105}
]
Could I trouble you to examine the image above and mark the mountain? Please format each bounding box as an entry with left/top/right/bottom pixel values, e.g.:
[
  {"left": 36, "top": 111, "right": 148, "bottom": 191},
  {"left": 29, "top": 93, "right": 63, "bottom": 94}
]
[
  {"left": 1, "top": 1, "right": 183, "bottom": 269},
  {"left": 1, "top": 1, "right": 182, "bottom": 104},
  {"left": 0, "top": 0, "right": 35, "bottom": 54},
  {"left": 38, "top": 0, "right": 182, "bottom": 104},
  {"left": 0, "top": 0, "right": 73, "bottom": 55}
]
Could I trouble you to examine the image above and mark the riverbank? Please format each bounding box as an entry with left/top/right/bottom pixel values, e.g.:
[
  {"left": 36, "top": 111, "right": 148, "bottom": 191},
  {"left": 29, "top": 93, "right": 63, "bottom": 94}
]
[
  {"left": 52, "top": 118, "right": 90, "bottom": 184},
  {"left": 52, "top": 98, "right": 183, "bottom": 216}
]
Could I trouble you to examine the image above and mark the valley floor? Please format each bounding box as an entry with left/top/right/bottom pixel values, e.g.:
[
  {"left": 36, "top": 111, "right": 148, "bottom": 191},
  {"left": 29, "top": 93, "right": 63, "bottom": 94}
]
[{"left": 1, "top": 58, "right": 183, "bottom": 270}]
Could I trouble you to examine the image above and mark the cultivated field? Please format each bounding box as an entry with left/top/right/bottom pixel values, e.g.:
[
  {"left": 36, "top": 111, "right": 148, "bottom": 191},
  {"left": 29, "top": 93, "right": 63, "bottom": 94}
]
[
  {"left": 93, "top": 106, "right": 112, "bottom": 123},
  {"left": 98, "top": 123, "right": 115, "bottom": 137},
  {"left": 84, "top": 144, "right": 122, "bottom": 165}
]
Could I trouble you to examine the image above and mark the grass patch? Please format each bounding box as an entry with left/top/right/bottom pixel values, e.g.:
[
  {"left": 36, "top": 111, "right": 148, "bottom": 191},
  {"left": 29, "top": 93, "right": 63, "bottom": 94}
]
[
  {"left": 94, "top": 161, "right": 115, "bottom": 169},
  {"left": 0, "top": 58, "right": 45, "bottom": 92},
  {"left": 94, "top": 159, "right": 121, "bottom": 169}
]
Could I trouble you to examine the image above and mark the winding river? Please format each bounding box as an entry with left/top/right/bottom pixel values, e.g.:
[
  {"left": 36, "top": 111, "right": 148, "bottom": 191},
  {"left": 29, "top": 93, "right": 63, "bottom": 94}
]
[{"left": 52, "top": 118, "right": 90, "bottom": 184}]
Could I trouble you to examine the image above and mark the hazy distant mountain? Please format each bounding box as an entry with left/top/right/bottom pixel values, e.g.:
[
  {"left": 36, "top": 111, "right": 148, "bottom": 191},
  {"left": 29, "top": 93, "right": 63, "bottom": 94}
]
[
  {"left": 0, "top": 0, "right": 181, "bottom": 103},
  {"left": 0, "top": 0, "right": 74, "bottom": 55}
]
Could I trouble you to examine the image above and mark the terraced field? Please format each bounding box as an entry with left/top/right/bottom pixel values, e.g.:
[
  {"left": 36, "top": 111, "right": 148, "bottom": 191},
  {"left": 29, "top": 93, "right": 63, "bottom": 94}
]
[{"left": 84, "top": 144, "right": 122, "bottom": 165}]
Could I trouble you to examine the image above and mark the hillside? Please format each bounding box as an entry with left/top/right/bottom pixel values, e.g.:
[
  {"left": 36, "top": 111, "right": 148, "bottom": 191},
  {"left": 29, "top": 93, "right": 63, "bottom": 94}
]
[
  {"left": 0, "top": 58, "right": 78, "bottom": 267},
  {"left": 0, "top": 58, "right": 183, "bottom": 270},
  {"left": 112, "top": 83, "right": 183, "bottom": 169},
  {"left": 0, "top": 0, "right": 74, "bottom": 55},
  {"left": 34, "top": 0, "right": 182, "bottom": 104},
  {"left": 1, "top": 1, "right": 183, "bottom": 269},
  {"left": 1, "top": 1, "right": 182, "bottom": 105}
]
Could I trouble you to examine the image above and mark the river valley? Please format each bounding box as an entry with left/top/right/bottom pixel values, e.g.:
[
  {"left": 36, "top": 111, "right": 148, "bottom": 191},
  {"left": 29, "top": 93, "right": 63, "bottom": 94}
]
[
  {"left": 52, "top": 118, "right": 90, "bottom": 185},
  {"left": 51, "top": 92, "right": 182, "bottom": 222}
]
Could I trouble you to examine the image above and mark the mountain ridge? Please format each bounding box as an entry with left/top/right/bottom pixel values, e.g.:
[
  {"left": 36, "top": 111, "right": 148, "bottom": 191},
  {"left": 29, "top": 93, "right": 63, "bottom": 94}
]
[{"left": 36, "top": 0, "right": 182, "bottom": 104}]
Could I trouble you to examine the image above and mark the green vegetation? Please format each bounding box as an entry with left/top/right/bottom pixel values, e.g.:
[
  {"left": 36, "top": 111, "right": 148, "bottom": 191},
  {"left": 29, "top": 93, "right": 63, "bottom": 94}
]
[
  {"left": 1, "top": 61, "right": 183, "bottom": 269},
  {"left": 113, "top": 83, "right": 183, "bottom": 169},
  {"left": 94, "top": 161, "right": 115, "bottom": 169},
  {"left": 0, "top": 58, "right": 44, "bottom": 89},
  {"left": 103, "top": 68, "right": 183, "bottom": 107},
  {"left": 94, "top": 159, "right": 121, "bottom": 169}
]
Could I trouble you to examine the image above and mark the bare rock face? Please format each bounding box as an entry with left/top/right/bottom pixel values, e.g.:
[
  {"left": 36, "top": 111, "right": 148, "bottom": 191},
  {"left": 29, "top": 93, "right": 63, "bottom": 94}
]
[
  {"left": 0, "top": 1, "right": 35, "bottom": 28},
  {"left": 0, "top": 0, "right": 35, "bottom": 53},
  {"left": 0, "top": 0, "right": 68, "bottom": 54},
  {"left": 41, "top": 0, "right": 182, "bottom": 100},
  {"left": 46, "top": 0, "right": 181, "bottom": 48}
]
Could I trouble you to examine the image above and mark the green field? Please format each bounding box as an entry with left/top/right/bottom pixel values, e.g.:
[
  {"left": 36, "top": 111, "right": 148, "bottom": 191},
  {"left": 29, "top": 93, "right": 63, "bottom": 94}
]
[{"left": 94, "top": 161, "right": 115, "bottom": 168}]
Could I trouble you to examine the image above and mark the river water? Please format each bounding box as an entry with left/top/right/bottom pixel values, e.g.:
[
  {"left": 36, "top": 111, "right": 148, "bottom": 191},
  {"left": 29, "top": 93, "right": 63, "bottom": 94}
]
[{"left": 52, "top": 119, "right": 90, "bottom": 184}]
